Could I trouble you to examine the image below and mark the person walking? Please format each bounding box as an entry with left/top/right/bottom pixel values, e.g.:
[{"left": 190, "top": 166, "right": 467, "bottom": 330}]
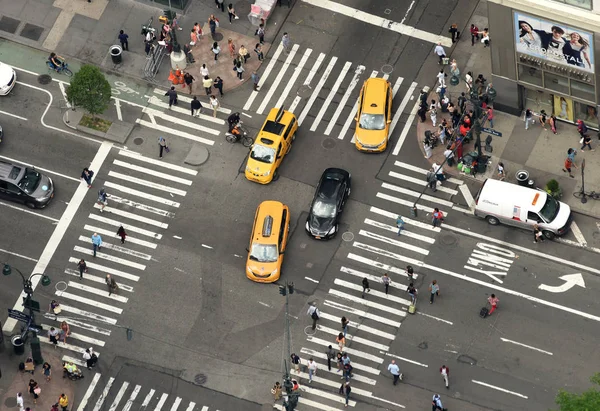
[
  {"left": 470, "top": 24, "right": 480, "bottom": 45},
  {"left": 449, "top": 23, "right": 460, "bottom": 43},
  {"left": 117, "top": 225, "right": 127, "bottom": 244},
  {"left": 549, "top": 113, "right": 557, "bottom": 134},
  {"left": 525, "top": 108, "right": 535, "bottom": 129},
  {"left": 396, "top": 215, "right": 405, "bottom": 235},
  {"left": 191, "top": 96, "right": 203, "bottom": 117},
  {"left": 538, "top": 110, "right": 548, "bottom": 130},
  {"left": 216, "top": 0, "right": 225, "bottom": 12},
  {"left": 254, "top": 43, "right": 264, "bottom": 61},
  {"left": 426, "top": 168, "right": 438, "bottom": 192},
  {"left": 48, "top": 327, "right": 60, "bottom": 347},
  {"left": 208, "top": 15, "right": 218, "bottom": 39},
  {"left": 440, "top": 365, "right": 449, "bottom": 389},
  {"left": 361, "top": 277, "right": 370, "bottom": 298},
  {"left": 429, "top": 100, "right": 438, "bottom": 127},
  {"left": 387, "top": 360, "right": 402, "bottom": 385},
  {"left": 407, "top": 283, "right": 417, "bottom": 304},
  {"left": 211, "top": 41, "right": 221, "bottom": 61},
  {"left": 106, "top": 274, "right": 118, "bottom": 296},
  {"left": 432, "top": 208, "right": 444, "bottom": 227},
  {"left": 199, "top": 63, "right": 209, "bottom": 78},
  {"left": 563, "top": 156, "right": 577, "bottom": 178},
  {"left": 581, "top": 134, "right": 594, "bottom": 151},
  {"left": 91, "top": 232, "right": 102, "bottom": 257},
  {"left": 486, "top": 105, "right": 494, "bottom": 128},
  {"left": 60, "top": 321, "right": 70, "bottom": 343},
  {"left": 209, "top": 95, "right": 220, "bottom": 117},
  {"left": 282, "top": 32, "right": 291, "bottom": 53},
  {"left": 478, "top": 28, "right": 490, "bottom": 47},
  {"left": 429, "top": 280, "right": 440, "bottom": 304},
  {"left": 433, "top": 42, "right": 446, "bottom": 64},
  {"left": 381, "top": 273, "right": 391, "bottom": 295},
  {"left": 432, "top": 394, "right": 444, "bottom": 411},
  {"left": 118, "top": 30, "right": 129, "bottom": 51},
  {"left": 97, "top": 187, "right": 108, "bottom": 212},
  {"left": 343, "top": 382, "right": 351, "bottom": 408},
  {"left": 77, "top": 259, "right": 87, "bottom": 279},
  {"left": 497, "top": 162, "right": 506, "bottom": 181},
  {"left": 227, "top": 3, "right": 239, "bottom": 22},
  {"left": 16, "top": 393, "right": 24, "bottom": 411},
  {"left": 81, "top": 167, "right": 94, "bottom": 188},
  {"left": 183, "top": 43, "right": 195, "bottom": 63},
  {"left": 43, "top": 362, "right": 52, "bottom": 381},
  {"left": 165, "top": 86, "right": 178, "bottom": 108},
  {"left": 487, "top": 294, "right": 499, "bottom": 315},
  {"left": 290, "top": 353, "right": 301, "bottom": 373},
  {"left": 341, "top": 316, "right": 349, "bottom": 337},
  {"left": 58, "top": 393, "right": 69, "bottom": 411},
  {"left": 257, "top": 24, "right": 265, "bottom": 44},
  {"left": 83, "top": 348, "right": 94, "bottom": 370},
  {"left": 158, "top": 136, "right": 169, "bottom": 158},
  {"left": 28, "top": 379, "right": 40, "bottom": 404},
  {"left": 307, "top": 358, "right": 317, "bottom": 383},
  {"left": 336, "top": 333, "right": 346, "bottom": 352},
  {"left": 183, "top": 72, "right": 195, "bottom": 94},
  {"left": 227, "top": 38, "right": 236, "bottom": 58},
  {"left": 213, "top": 76, "right": 224, "bottom": 96},
  {"left": 203, "top": 75, "right": 213, "bottom": 95},
  {"left": 251, "top": 71, "right": 260, "bottom": 91},
  {"left": 326, "top": 345, "right": 336, "bottom": 371},
  {"left": 307, "top": 303, "right": 320, "bottom": 330},
  {"left": 271, "top": 382, "right": 282, "bottom": 401},
  {"left": 235, "top": 61, "right": 245, "bottom": 80},
  {"left": 436, "top": 69, "right": 446, "bottom": 88},
  {"left": 190, "top": 28, "right": 198, "bottom": 47}
]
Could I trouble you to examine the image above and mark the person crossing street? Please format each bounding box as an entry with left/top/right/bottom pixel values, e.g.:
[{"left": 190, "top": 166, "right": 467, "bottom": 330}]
[
  {"left": 361, "top": 277, "right": 370, "bottom": 298},
  {"left": 387, "top": 360, "right": 402, "bottom": 385},
  {"left": 307, "top": 303, "right": 320, "bottom": 330},
  {"left": 440, "top": 365, "right": 449, "bottom": 389}
]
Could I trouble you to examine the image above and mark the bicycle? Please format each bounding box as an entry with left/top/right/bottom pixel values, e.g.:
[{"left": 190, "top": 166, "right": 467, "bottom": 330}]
[
  {"left": 225, "top": 123, "right": 253, "bottom": 147},
  {"left": 47, "top": 61, "right": 73, "bottom": 77},
  {"left": 573, "top": 190, "right": 600, "bottom": 200}
]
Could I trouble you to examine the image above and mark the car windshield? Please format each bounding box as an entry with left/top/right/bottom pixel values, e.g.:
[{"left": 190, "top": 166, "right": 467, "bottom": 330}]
[
  {"left": 249, "top": 243, "right": 278, "bottom": 262},
  {"left": 17, "top": 168, "right": 41, "bottom": 194},
  {"left": 250, "top": 145, "right": 276, "bottom": 164},
  {"left": 539, "top": 195, "right": 560, "bottom": 222},
  {"left": 359, "top": 113, "right": 385, "bottom": 130},
  {"left": 312, "top": 200, "right": 337, "bottom": 218}
]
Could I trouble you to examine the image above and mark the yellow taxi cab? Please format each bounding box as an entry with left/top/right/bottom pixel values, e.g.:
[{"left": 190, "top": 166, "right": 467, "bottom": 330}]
[
  {"left": 354, "top": 78, "right": 393, "bottom": 152},
  {"left": 245, "top": 107, "right": 298, "bottom": 184},
  {"left": 246, "top": 201, "right": 290, "bottom": 283}
]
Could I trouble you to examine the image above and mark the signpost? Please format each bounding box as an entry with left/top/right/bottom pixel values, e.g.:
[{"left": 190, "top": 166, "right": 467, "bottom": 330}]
[
  {"left": 482, "top": 127, "right": 502, "bottom": 137},
  {"left": 8, "top": 308, "right": 31, "bottom": 323}
]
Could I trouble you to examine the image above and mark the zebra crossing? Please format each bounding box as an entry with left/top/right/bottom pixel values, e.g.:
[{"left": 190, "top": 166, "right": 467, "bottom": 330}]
[
  {"left": 42, "top": 149, "right": 196, "bottom": 369},
  {"left": 293, "top": 161, "right": 463, "bottom": 410}
]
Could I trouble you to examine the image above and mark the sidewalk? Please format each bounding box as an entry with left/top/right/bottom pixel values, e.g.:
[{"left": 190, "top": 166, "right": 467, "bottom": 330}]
[{"left": 416, "top": 0, "right": 600, "bottom": 218}]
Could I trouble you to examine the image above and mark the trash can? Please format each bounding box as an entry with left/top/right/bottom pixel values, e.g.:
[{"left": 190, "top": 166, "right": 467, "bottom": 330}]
[
  {"left": 516, "top": 170, "right": 534, "bottom": 188},
  {"left": 11, "top": 335, "right": 24, "bottom": 355},
  {"left": 110, "top": 45, "right": 123, "bottom": 64}
]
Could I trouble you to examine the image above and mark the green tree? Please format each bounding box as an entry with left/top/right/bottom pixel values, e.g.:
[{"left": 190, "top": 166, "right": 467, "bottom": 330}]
[
  {"left": 66, "top": 65, "right": 111, "bottom": 118},
  {"left": 554, "top": 373, "right": 600, "bottom": 410}
]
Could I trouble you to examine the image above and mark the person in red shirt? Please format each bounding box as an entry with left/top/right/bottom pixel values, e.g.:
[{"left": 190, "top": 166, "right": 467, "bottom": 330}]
[
  {"left": 488, "top": 294, "right": 499, "bottom": 315},
  {"left": 470, "top": 24, "right": 480, "bottom": 46},
  {"left": 563, "top": 157, "right": 577, "bottom": 178}
]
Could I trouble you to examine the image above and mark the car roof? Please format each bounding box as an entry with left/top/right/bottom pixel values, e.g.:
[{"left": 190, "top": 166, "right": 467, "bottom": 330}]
[
  {"left": 317, "top": 168, "right": 349, "bottom": 200},
  {"left": 0, "top": 160, "right": 24, "bottom": 182},
  {"left": 257, "top": 107, "right": 296, "bottom": 144},
  {"left": 361, "top": 78, "right": 388, "bottom": 114},
  {"left": 254, "top": 200, "right": 288, "bottom": 245},
  {"left": 479, "top": 179, "right": 547, "bottom": 213}
]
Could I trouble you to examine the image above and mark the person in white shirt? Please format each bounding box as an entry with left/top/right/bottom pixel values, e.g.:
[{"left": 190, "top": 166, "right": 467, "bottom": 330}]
[
  {"left": 434, "top": 42, "right": 446, "bottom": 64},
  {"left": 440, "top": 365, "right": 449, "bottom": 388},
  {"left": 307, "top": 303, "right": 320, "bottom": 330},
  {"left": 387, "top": 360, "right": 402, "bottom": 385},
  {"left": 431, "top": 162, "right": 446, "bottom": 183},
  {"left": 432, "top": 394, "right": 444, "bottom": 410},
  {"left": 444, "top": 146, "right": 454, "bottom": 167},
  {"left": 307, "top": 358, "right": 317, "bottom": 383},
  {"left": 436, "top": 69, "right": 446, "bottom": 88},
  {"left": 200, "top": 64, "right": 210, "bottom": 77},
  {"left": 16, "top": 392, "right": 24, "bottom": 411}
]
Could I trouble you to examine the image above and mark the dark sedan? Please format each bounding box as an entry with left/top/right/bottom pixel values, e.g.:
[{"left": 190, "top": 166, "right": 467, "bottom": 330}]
[{"left": 305, "top": 168, "right": 351, "bottom": 239}]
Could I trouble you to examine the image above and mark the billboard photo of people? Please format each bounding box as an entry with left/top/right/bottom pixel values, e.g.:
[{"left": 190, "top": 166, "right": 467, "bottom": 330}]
[{"left": 515, "top": 13, "right": 594, "bottom": 73}]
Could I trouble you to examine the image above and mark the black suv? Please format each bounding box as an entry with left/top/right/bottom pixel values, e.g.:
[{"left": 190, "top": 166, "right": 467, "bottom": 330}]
[
  {"left": 305, "top": 168, "right": 351, "bottom": 239},
  {"left": 0, "top": 161, "right": 54, "bottom": 208}
]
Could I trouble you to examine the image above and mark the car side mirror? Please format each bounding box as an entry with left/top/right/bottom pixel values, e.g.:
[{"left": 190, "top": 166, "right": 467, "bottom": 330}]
[
  {"left": 387, "top": 120, "right": 392, "bottom": 124},
  {"left": 245, "top": 248, "right": 249, "bottom": 252},
  {"left": 280, "top": 250, "right": 285, "bottom": 255},
  {"left": 354, "top": 116, "right": 358, "bottom": 121}
]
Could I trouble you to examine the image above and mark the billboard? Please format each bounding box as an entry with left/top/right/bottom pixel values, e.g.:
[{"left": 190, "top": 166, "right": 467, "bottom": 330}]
[{"left": 515, "top": 12, "right": 594, "bottom": 73}]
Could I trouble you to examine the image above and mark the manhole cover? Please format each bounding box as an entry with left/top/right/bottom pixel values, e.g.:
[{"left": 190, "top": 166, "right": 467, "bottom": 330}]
[
  {"left": 381, "top": 64, "right": 393, "bottom": 74},
  {"left": 440, "top": 234, "right": 457, "bottom": 246},
  {"left": 20, "top": 23, "right": 44, "bottom": 41},
  {"left": 193, "top": 373, "right": 207, "bottom": 385},
  {"left": 322, "top": 138, "right": 336, "bottom": 149},
  {"left": 306, "top": 262, "right": 313, "bottom": 269},
  {"left": 297, "top": 85, "right": 312, "bottom": 98},
  {"left": 133, "top": 137, "right": 144, "bottom": 145},
  {"left": 212, "top": 33, "right": 224, "bottom": 42},
  {"left": 342, "top": 232, "right": 354, "bottom": 242},
  {"left": 38, "top": 74, "right": 52, "bottom": 85},
  {"left": 384, "top": 8, "right": 392, "bottom": 15},
  {"left": 457, "top": 354, "right": 477, "bottom": 366},
  {"left": 55, "top": 281, "right": 68, "bottom": 292}
]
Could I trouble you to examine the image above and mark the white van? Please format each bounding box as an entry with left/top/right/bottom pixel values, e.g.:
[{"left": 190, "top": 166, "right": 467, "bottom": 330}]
[{"left": 474, "top": 179, "right": 572, "bottom": 239}]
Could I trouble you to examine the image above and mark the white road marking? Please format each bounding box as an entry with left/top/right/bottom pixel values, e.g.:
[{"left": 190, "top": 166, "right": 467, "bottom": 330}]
[
  {"left": 241, "top": 112, "right": 252, "bottom": 118},
  {"left": 41, "top": 337, "right": 102, "bottom": 357},
  {"left": 298, "top": 384, "right": 358, "bottom": 407},
  {"left": 300, "top": 347, "right": 380, "bottom": 376},
  {"left": 317, "top": 324, "right": 389, "bottom": 351},
  {"left": 388, "top": 81, "right": 418, "bottom": 140},
  {"left": 153, "top": 89, "right": 231, "bottom": 114},
  {"left": 201, "top": 244, "right": 213, "bottom": 249},
  {"left": 73, "top": 245, "right": 146, "bottom": 270},
  {"left": 298, "top": 56, "right": 338, "bottom": 126},
  {"left": 3, "top": 141, "right": 112, "bottom": 333},
  {"left": 170, "top": 397, "right": 182, "bottom": 411},
  {"left": 319, "top": 311, "right": 396, "bottom": 340},
  {"left": 136, "top": 119, "right": 215, "bottom": 146},
  {"left": 307, "top": 335, "right": 384, "bottom": 363},
  {"left": 143, "top": 107, "right": 220, "bottom": 136},
  {"left": 347, "top": 253, "right": 418, "bottom": 279},
  {"left": 304, "top": 276, "right": 319, "bottom": 283},
  {"left": 459, "top": 184, "right": 476, "bottom": 210},
  {"left": 115, "top": 98, "right": 122, "bottom": 121},
  {"left": 370, "top": 206, "right": 441, "bottom": 232},
  {"left": 416, "top": 311, "right": 454, "bottom": 325},
  {"left": 104, "top": 194, "right": 175, "bottom": 218},
  {"left": 353, "top": 242, "right": 422, "bottom": 271},
  {"left": 325, "top": 65, "right": 365, "bottom": 135},
  {"left": 0, "top": 155, "right": 80, "bottom": 181},
  {"left": 66, "top": 279, "right": 129, "bottom": 302},
  {"left": 0, "top": 248, "right": 38, "bottom": 262},
  {"left": 296, "top": 396, "right": 346, "bottom": 411},
  {"left": 44, "top": 312, "right": 112, "bottom": 335},
  {"left": 381, "top": 182, "right": 455, "bottom": 207},
  {"left": 500, "top": 338, "right": 553, "bottom": 355},
  {"left": 364, "top": 218, "right": 435, "bottom": 243},
  {"left": 146, "top": 96, "right": 225, "bottom": 125},
  {"left": 570, "top": 221, "right": 587, "bottom": 246},
  {"left": 538, "top": 273, "right": 585, "bottom": 293},
  {"left": 328, "top": 288, "right": 406, "bottom": 318},
  {"left": 113, "top": 159, "right": 193, "bottom": 185},
  {"left": 310, "top": 61, "right": 352, "bottom": 131},
  {"left": 108, "top": 381, "right": 129, "bottom": 411},
  {"left": 56, "top": 289, "right": 123, "bottom": 313},
  {"left": 383, "top": 351, "right": 429, "bottom": 367},
  {"left": 93, "top": 203, "right": 168, "bottom": 229},
  {"left": 78, "top": 235, "right": 152, "bottom": 260},
  {"left": 118, "top": 150, "right": 198, "bottom": 175},
  {"left": 122, "top": 385, "right": 142, "bottom": 411},
  {"left": 388, "top": 171, "right": 458, "bottom": 195},
  {"left": 347, "top": 70, "right": 377, "bottom": 142},
  {"left": 340, "top": 266, "right": 407, "bottom": 293},
  {"left": 335, "top": 277, "right": 412, "bottom": 306},
  {"left": 64, "top": 268, "right": 134, "bottom": 292},
  {"left": 392, "top": 98, "right": 420, "bottom": 156},
  {"left": 0, "top": 200, "right": 59, "bottom": 222},
  {"left": 324, "top": 299, "right": 401, "bottom": 328},
  {"left": 88, "top": 214, "right": 163, "bottom": 240},
  {"left": 141, "top": 389, "right": 155, "bottom": 407},
  {"left": 257, "top": 44, "right": 300, "bottom": 114},
  {"left": 358, "top": 229, "right": 430, "bottom": 255},
  {"left": 155, "top": 393, "right": 169, "bottom": 410},
  {"left": 301, "top": 0, "right": 452, "bottom": 46},
  {"left": 0, "top": 110, "right": 27, "bottom": 121},
  {"left": 57, "top": 304, "right": 117, "bottom": 324},
  {"left": 275, "top": 48, "right": 312, "bottom": 110},
  {"left": 376, "top": 192, "right": 436, "bottom": 213},
  {"left": 258, "top": 301, "right": 271, "bottom": 308},
  {"left": 289, "top": 52, "right": 326, "bottom": 114},
  {"left": 77, "top": 373, "right": 101, "bottom": 411},
  {"left": 108, "top": 171, "right": 187, "bottom": 196},
  {"left": 296, "top": 371, "right": 368, "bottom": 399},
  {"left": 83, "top": 225, "right": 157, "bottom": 249},
  {"left": 41, "top": 323, "right": 106, "bottom": 346},
  {"left": 395, "top": 162, "right": 465, "bottom": 183},
  {"left": 471, "top": 380, "right": 529, "bottom": 399},
  {"left": 244, "top": 43, "right": 284, "bottom": 111}
]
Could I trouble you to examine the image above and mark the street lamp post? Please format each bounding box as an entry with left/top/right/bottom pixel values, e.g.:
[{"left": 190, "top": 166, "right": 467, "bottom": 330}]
[{"left": 279, "top": 281, "right": 299, "bottom": 411}]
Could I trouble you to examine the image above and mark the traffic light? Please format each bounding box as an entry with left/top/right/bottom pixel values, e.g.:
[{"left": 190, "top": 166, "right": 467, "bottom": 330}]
[
  {"left": 279, "top": 285, "right": 287, "bottom": 296},
  {"left": 287, "top": 282, "right": 294, "bottom": 294}
]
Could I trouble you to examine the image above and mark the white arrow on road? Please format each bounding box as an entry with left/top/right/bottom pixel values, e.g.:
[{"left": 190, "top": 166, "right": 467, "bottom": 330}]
[{"left": 538, "top": 273, "right": 586, "bottom": 293}]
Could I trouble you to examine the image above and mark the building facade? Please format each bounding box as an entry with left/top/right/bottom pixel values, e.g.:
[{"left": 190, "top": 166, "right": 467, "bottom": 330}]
[{"left": 488, "top": 0, "right": 600, "bottom": 128}]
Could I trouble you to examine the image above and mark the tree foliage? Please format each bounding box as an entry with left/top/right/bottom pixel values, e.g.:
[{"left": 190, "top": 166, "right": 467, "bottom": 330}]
[
  {"left": 66, "top": 65, "right": 111, "bottom": 118},
  {"left": 554, "top": 373, "right": 600, "bottom": 411}
]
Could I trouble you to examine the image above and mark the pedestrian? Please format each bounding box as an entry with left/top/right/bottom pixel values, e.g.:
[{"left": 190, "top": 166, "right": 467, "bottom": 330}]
[
  {"left": 91, "top": 232, "right": 102, "bottom": 257},
  {"left": 16, "top": 393, "right": 24, "bottom": 411},
  {"left": 458, "top": 92, "right": 467, "bottom": 113},
  {"left": 436, "top": 69, "right": 446, "bottom": 88},
  {"left": 209, "top": 95, "right": 220, "bottom": 117},
  {"left": 181, "top": 72, "right": 193, "bottom": 94},
  {"left": 256, "top": 24, "right": 265, "bottom": 44},
  {"left": 407, "top": 283, "right": 417, "bottom": 304},
  {"left": 81, "top": 167, "right": 94, "bottom": 188},
  {"left": 432, "top": 208, "right": 444, "bottom": 227},
  {"left": 396, "top": 215, "right": 405, "bottom": 235},
  {"left": 568, "top": 147, "right": 577, "bottom": 162},
  {"left": 497, "top": 162, "right": 506, "bottom": 181},
  {"left": 227, "top": 38, "right": 236, "bottom": 59},
  {"left": 478, "top": 28, "right": 490, "bottom": 47},
  {"left": 361, "top": 277, "right": 370, "bottom": 298},
  {"left": 227, "top": 3, "right": 239, "bottom": 22},
  {"left": 190, "top": 28, "right": 198, "bottom": 47},
  {"left": 58, "top": 393, "right": 69, "bottom": 411},
  {"left": 208, "top": 15, "right": 218, "bottom": 39},
  {"left": 307, "top": 302, "right": 320, "bottom": 330},
  {"left": 158, "top": 136, "right": 169, "bottom": 158},
  {"left": 51, "top": 405, "right": 59, "bottom": 411},
  {"left": 336, "top": 352, "right": 344, "bottom": 373},
  {"left": 429, "top": 280, "right": 440, "bottom": 303},
  {"left": 77, "top": 259, "right": 87, "bottom": 279},
  {"left": 203, "top": 75, "right": 213, "bottom": 95},
  {"left": 213, "top": 76, "right": 224, "bottom": 96},
  {"left": 577, "top": 119, "right": 588, "bottom": 138},
  {"left": 271, "top": 382, "right": 282, "bottom": 401},
  {"left": 487, "top": 293, "right": 499, "bottom": 315},
  {"left": 212, "top": 41, "right": 221, "bottom": 60},
  {"left": 43, "top": 362, "right": 52, "bottom": 381},
  {"left": 387, "top": 360, "right": 402, "bottom": 385},
  {"left": 191, "top": 96, "right": 203, "bottom": 117},
  {"left": 432, "top": 163, "right": 446, "bottom": 183},
  {"left": 381, "top": 273, "right": 391, "bottom": 295},
  {"left": 533, "top": 224, "right": 545, "bottom": 243},
  {"left": 116, "top": 225, "right": 127, "bottom": 244},
  {"left": 216, "top": 0, "right": 224, "bottom": 12},
  {"left": 106, "top": 274, "right": 118, "bottom": 296},
  {"left": 196, "top": 64, "right": 208, "bottom": 79},
  {"left": 254, "top": 43, "right": 264, "bottom": 60},
  {"left": 426, "top": 168, "right": 438, "bottom": 192},
  {"left": 344, "top": 382, "right": 351, "bottom": 408},
  {"left": 97, "top": 187, "right": 108, "bottom": 212},
  {"left": 563, "top": 156, "right": 577, "bottom": 178},
  {"left": 448, "top": 23, "right": 460, "bottom": 42},
  {"left": 282, "top": 32, "right": 291, "bottom": 53},
  {"left": 524, "top": 108, "right": 533, "bottom": 129},
  {"left": 406, "top": 265, "right": 415, "bottom": 281},
  {"left": 341, "top": 316, "right": 349, "bottom": 337},
  {"left": 165, "top": 86, "right": 178, "bottom": 108},
  {"left": 418, "top": 105, "right": 427, "bottom": 123},
  {"left": 549, "top": 113, "right": 557, "bottom": 134},
  {"left": 239, "top": 45, "right": 249, "bottom": 63},
  {"left": 336, "top": 332, "right": 346, "bottom": 352},
  {"left": 83, "top": 348, "right": 93, "bottom": 370},
  {"left": 235, "top": 61, "right": 245, "bottom": 80},
  {"left": 486, "top": 105, "right": 494, "bottom": 128},
  {"left": 440, "top": 365, "right": 449, "bottom": 388},
  {"left": 432, "top": 394, "right": 444, "bottom": 411},
  {"left": 28, "top": 379, "right": 39, "bottom": 404},
  {"left": 60, "top": 321, "right": 70, "bottom": 343},
  {"left": 470, "top": 23, "right": 480, "bottom": 45},
  {"left": 48, "top": 326, "right": 59, "bottom": 346},
  {"left": 429, "top": 99, "right": 438, "bottom": 126},
  {"left": 581, "top": 134, "right": 594, "bottom": 151},
  {"left": 251, "top": 71, "right": 260, "bottom": 91},
  {"left": 444, "top": 145, "right": 454, "bottom": 167},
  {"left": 434, "top": 41, "right": 446, "bottom": 64},
  {"left": 539, "top": 109, "right": 547, "bottom": 130},
  {"left": 183, "top": 43, "right": 195, "bottom": 63},
  {"left": 465, "top": 71, "right": 473, "bottom": 93},
  {"left": 290, "top": 353, "right": 301, "bottom": 373},
  {"left": 307, "top": 358, "right": 317, "bottom": 383},
  {"left": 326, "top": 345, "right": 336, "bottom": 371},
  {"left": 118, "top": 30, "right": 129, "bottom": 51}
]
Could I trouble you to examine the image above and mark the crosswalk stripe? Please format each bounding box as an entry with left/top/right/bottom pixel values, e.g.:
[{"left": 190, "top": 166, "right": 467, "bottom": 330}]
[
  {"left": 136, "top": 119, "right": 215, "bottom": 146},
  {"left": 347, "top": 253, "right": 414, "bottom": 279},
  {"left": 108, "top": 381, "right": 129, "bottom": 411},
  {"left": 316, "top": 324, "right": 389, "bottom": 351},
  {"left": 300, "top": 347, "right": 380, "bottom": 376},
  {"left": 369, "top": 206, "right": 441, "bottom": 232},
  {"left": 141, "top": 389, "right": 155, "bottom": 407},
  {"left": 104, "top": 182, "right": 180, "bottom": 208},
  {"left": 153, "top": 89, "right": 231, "bottom": 114},
  {"left": 390, "top": 76, "right": 404, "bottom": 97},
  {"left": 66, "top": 280, "right": 129, "bottom": 303},
  {"left": 56, "top": 304, "right": 117, "bottom": 324},
  {"left": 113, "top": 160, "right": 193, "bottom": 186},
  {"left": 199, "top": 406, "right": 208, "bottom": 411},
  {"left": 244, "top": 43, "right": 284, "bottom": 111},
  {"left": 394, "top": 161, "right": 463, "bottom": 185},
  {"left": 88, "top": 214, "right": 163, "bottom": 240},
  {"left": 339, "top": 266, "right": 408, "bottom": 292},
  {"left": 376, "top": 192, "right": 436, "bottom": 213},
  {"left": 296, "top": 356, "right": 377, "bottom": 384},
  {"left": 83, "top": 225, "right": 157, "bottom": 249},
  {"left": 155, "top": 393, "right": 169, "bottom": 410},
  {"left": 68, "top": 257, "right": 141, "bottom": 281},
  {"left": 78, "top": 236, "right": 152, "bottom": 261},
  {"left": 104, "top": 195, "right": 175, "bottom": 218},
  {"left": 381, "top": 182, "right": 455, "bottom": 207},
  {"left": 118, "top": 150, "right": 198, "bottom": 176},
  {"left": 389, "top": 171, "right": 458, "bottom": 195},
  {"left": 55, "top": 289, "right": 123, "bottom": 314},
  {"left": 358, "top": 229, "right": 429, "bottom": 255},
  {"left": 62, "top": 355, "right": 86, "bottom": 367},
  {"left": 324, "top": 299, "right": 401, "bottom": 328},
  {"left": 324, "top": 65, "right": 365, "bottom": 135},
  {"left": 307, "top": 335, "right": 384, "bottom": 363},
  {"left": 40, "top": 337, "right": 102, "bottom": 357},
  {"left": 93, "top": 203, "right": 168, "bottom": 229},
  {"left": 364, "top": 218, "right": 435, "bottom": 244},
  {"left": 352, "top": 243, "right": 422, "bottom": 270},
  {"left": 122, "top": 385, "right": 142, "bottom": 411},
  {"left": 108, "top": 171, "right": 187, "bottom": 196},
  {"left": 345, "top": 70, "right": 377, "bottom": 141},
  {"left": 41, "top": 323, "right": 106, "bottom": 346},
  {"left": 388, "top": 81, "right": 418, "bottom": 141},
  {"left": 298, "top": 56, "right": 338, "bottom": 126},
  {"left": 295, "top": 371, "right": 371, "bottom": 398},
  {"left": 298, "top": 383, "right": 357, "bottom": 407},
  {"left": 77, "top": 372, "right": 101, "bottom": 411},
  {"left": 274, "top": 48, "right": 312, "bottom": 110},
  {"left": 310, "top": 60, "right": 352, "bottom": 131},
  {"left": 64, "top": 268, "right": 134, "bottom": 292},
  {"left": 44, "top": 312, "right": 112, "bottom": 335},
  {"left": 185, "top": 403, "right": 197, "bottom": 411},
  {"left": 319, "top": 311, "right": 396, "bottom": 340},
  {"left": 93, "top": 377, "right": 115, "bottom": 411},
  {"left": 335, "top": 278, "right": 411, "bottom": 307},
  {"left": 257, "top": 44, "right": 300, "bottom": 115},
  {"left": 73, "top": 246, "right": 147, "bottom": 270},
  {"left": 170, "top": 397, "right": 182, "bottom": 411},
  {"left": 289, "top": 52, "right": 326, "bottom": 114},
  {"left": 147, "top": 96, "right": 226, "bottom": 125},
  {"left": 329, "top": 288, "right": 406, "bottom": 318},
  {"left": 297, "top": 396, "right": 345, "bottom": 411}
]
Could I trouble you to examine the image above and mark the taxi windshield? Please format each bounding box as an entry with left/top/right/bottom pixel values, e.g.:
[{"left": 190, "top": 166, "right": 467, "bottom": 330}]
[
  {"left": 250, "top": 145, "right": 276, "bottom": 164},
  {"left": 249, "top": 243, "right": 278, "bottom": 262},
  {"left": 359, "top": 113, "right": 385, "bottom": 130}
]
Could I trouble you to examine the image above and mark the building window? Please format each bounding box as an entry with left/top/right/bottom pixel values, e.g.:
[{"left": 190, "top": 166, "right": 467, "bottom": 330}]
[
  {"left": 573, "top": 101, "right": 598, "bottom": 127},
  {"left": 552, "top": 0, "right": 592, "bottom": 10},
  {"left": 518, "top": 64, "right": 543, "bottom": 87},
  {"left": 571, "top": 80, "right": 596, "bottom": 102},
  {"left": 544, "top": 73, "right": 570, "bottom": 95}
]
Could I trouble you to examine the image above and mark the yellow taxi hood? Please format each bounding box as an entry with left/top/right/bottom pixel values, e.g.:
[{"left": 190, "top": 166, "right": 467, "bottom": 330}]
[{"left": 355, "top": 127, "right": 387, "bottom": 145}]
